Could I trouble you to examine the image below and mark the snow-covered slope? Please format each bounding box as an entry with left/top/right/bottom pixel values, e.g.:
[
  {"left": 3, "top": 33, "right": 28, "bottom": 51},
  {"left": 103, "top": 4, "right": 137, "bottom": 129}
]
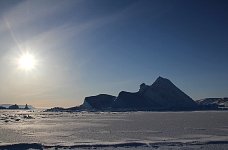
[{"left": 196, "top": 98, "right": 228, "bottom": 107}]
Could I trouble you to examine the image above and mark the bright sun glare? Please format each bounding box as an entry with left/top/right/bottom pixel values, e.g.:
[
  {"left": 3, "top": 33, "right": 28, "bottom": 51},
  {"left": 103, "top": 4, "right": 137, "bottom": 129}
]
[{"left": 18, "top": 52, "right": 37, "bottom": 71}]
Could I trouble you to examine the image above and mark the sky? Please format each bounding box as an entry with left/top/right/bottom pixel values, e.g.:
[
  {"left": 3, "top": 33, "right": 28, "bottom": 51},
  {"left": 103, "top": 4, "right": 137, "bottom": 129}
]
[{"left": 0, "top": 0, "right": 227, "bottom": 108}]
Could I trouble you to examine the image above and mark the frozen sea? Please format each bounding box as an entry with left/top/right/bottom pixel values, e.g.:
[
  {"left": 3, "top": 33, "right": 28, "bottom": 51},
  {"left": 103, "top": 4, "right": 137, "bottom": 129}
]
[{"left": 0, "top": 110, "right": 228, "bottom": 150}]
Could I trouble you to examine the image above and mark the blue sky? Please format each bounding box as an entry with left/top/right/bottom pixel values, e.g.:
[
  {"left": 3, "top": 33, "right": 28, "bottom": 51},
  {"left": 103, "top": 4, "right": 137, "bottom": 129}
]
[{"left": 0, "top": 0, "right": 227, "bottom": 107}]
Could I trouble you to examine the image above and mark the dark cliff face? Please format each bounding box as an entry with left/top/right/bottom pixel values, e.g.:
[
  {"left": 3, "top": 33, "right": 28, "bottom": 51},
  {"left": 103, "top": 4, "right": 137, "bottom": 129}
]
[
  {"left": 79, "top": 76, "right": 198, "bottom": 111},
  {"left": 112, "top": 91, "right": 159, "bottom": 110},
  {"left": 144, "top": 76, "right": 198, "bottom": 109},
  {"left": 112, "top": 77, "right": 198, "bottom": 111},
  {"left": 8, "top": 104, "right": 20, "bottom": 109},
  {"left": 0, "top": 106, "right": 6, "bottom": 109},
  {"left": 83, "top": 94, "right": 116, "bottom": 110},
  {"left": 113, "top": 91, "right": 142, "bottom": 109},
  {"left": 47, "top": 76, "right": 223, "bottom": 112}
]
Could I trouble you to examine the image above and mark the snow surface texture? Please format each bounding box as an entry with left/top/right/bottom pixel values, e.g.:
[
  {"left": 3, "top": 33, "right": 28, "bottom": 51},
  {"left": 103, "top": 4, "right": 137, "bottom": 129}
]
[{"left": 0, "top": 110, "right": 228, "bottom": 149}]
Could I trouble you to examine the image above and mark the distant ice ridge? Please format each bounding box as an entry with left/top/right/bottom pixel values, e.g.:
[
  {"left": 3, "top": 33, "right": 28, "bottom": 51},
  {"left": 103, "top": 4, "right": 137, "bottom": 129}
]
[
  {"left": 196, "top": 98, "right": 228, "bottom": 109},
  {"left": 0, "top": 104, "right": 34, "bottom": 109}
]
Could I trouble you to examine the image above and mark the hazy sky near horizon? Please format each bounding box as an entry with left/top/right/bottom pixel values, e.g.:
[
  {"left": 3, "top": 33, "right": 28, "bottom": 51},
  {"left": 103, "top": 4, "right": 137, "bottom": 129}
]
[{"left": 0, "top": 0, "right": 227, "bottom": 107}]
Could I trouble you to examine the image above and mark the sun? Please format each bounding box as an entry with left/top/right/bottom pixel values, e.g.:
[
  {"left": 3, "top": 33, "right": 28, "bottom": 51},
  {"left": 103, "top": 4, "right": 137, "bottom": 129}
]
[{"left": 18, "top": 52, "right": 37, "bottom": 71}]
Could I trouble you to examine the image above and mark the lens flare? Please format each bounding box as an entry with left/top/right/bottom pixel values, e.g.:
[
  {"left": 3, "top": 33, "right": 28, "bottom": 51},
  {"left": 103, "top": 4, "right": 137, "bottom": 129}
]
[{"left": 18, "top": 52, "right": 37, "bottom": 71}]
